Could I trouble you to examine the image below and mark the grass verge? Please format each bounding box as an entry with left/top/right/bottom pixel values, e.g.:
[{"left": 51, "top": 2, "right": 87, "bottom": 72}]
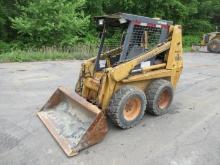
[
  {"left": 0, "top": 50, "right": 93, "bottom": 62},
  {"left": 0, "top": 46, "right": 193, "bottom": 63},
  {"left": 0, "top": 45, "right": 97, "bottom": 62},
  {"left": 183, "top": 46, "right": 193, "bottom": 52},
  {"left": 0, "top": 35, "right": 200, "bottom": 62}
]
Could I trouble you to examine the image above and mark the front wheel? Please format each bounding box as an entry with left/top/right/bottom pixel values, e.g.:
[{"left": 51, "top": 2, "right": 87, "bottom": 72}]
[{"left": 108, "top": 86, "right": 147, "bottom": 129}]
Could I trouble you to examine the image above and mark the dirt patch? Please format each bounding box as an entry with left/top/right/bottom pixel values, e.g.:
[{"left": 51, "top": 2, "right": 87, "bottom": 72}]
[
  {"left": 0, "top": 132, "right": 20, "bottom": 154},
  {"left": 42, "top": 99, "right": 95, "bottom": 148}
]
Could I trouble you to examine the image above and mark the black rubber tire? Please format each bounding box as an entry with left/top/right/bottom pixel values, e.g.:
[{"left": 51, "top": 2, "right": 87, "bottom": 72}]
[
  {"left": 108, "top": 86, "right": 147, "bottom": 129},
  {"left": 146, "top": 79, "right": 173, "bottom": 116},
  {"left": 207, "top": 39, "right": 220, "bottom": 53}
]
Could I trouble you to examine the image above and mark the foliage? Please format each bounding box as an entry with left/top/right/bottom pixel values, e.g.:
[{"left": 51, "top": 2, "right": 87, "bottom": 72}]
[
  {"left": 11, "top": 0, "right": 90, "bottom": 47},
  {"left": 0, "top": 0, "right": 19, "bottom": 41},
  {"left": 0, "top": 40, "right": 24, "bottom": 53},
  {"left": 183, "top": 35, "right": 201, "bottom": 48},
  {"left": 0, "top": 40, "right": 10, "bottom": 53},
  {"left": 0, "top": 0, "right": 220, "bottom": 57},
  {"left": 184, "top": 19, "right": 214, "bottom": 35}
]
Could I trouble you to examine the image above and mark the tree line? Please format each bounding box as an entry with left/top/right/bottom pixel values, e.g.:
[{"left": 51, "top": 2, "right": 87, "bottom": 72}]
[{"left": 0, "top": 0, "right": 219, "bottom": 49}]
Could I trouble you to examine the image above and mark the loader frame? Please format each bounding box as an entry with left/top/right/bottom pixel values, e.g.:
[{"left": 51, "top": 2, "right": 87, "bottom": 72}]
[{"left": 76, "top": 14, "right": 183, "bottom": 111}]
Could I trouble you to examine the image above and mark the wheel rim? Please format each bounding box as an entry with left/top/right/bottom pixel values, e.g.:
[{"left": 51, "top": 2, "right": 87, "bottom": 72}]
[
  {"left": 123, "top": 97, "right": 141, "bottom": 121},
  {"left": 212, "top": 44, "right": 217, "bottom": 49},
  {"left": 158, "top": 89, "right": 171, "bottom": 109}
]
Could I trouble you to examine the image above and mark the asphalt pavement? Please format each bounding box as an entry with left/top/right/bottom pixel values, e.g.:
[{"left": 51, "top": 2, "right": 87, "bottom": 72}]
[{"left": 0, "top": 52, "right": 220, "bottom": 165}]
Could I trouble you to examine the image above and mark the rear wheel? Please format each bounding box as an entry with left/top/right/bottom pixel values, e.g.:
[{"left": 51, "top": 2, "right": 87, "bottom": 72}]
[
  {"left": 146, "top": 79, "right": 173, "bottom": 116},
  {"left": 207, "top": 39, "right": 220, "bottom": 53},
  {"left": 108, "top": 86, "right": 146, "bottom": 129}
]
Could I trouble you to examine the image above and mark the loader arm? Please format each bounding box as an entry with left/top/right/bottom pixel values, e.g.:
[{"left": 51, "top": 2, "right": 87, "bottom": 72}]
[{"left": 110, "top": 41, "right": 171, "bottom": 82}]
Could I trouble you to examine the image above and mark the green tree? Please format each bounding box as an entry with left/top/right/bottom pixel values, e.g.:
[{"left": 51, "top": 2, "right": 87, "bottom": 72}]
[
  {"left": 0, "top": 0, "right": 219, "bottom": 49},
  {"left": 85, "top": 0, "right": 104, "bottom": 16},
  {"left": 0, "top": 0, "right": 20, "bottom": 41},
  {"left": 11, "top": 0, "right": 90, "bottom": 47}
]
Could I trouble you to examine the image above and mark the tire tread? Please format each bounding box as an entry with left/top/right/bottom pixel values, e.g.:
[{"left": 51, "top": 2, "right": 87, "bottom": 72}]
[{"left": 108, "top": 86, "right": 146, "bottom": 129}]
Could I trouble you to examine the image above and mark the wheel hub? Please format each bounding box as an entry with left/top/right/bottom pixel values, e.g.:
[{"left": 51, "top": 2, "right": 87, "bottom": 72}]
[
  {"left": 158, "top": 89, "right": 171, "bottom": 109},
  {"left": 123, "top": 97, "right": 141, "bottom": 121}
]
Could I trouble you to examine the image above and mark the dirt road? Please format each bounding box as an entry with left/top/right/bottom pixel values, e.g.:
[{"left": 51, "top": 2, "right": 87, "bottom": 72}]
[{"left": 1, "top": 52, "right": 220, "bottom": 165}]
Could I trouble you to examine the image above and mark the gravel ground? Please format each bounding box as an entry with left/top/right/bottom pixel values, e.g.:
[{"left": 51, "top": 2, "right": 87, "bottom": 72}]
[{"left": 0, "top": 52, "right": 220, "bottom": 165}]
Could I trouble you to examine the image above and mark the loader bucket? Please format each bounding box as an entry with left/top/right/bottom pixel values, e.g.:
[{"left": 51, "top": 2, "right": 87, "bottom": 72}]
[{"left": 37, "top": 87, "right": 108, "bottom": 157}]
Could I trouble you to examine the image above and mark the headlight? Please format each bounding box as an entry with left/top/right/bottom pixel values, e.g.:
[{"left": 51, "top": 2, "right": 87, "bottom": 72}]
[{"left": 99, "top": 19, "right": 104, "bottom": 26}]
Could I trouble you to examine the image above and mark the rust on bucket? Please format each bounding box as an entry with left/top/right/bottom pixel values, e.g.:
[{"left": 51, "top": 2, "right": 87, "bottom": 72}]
[{"left": 37, "top": 87, "right": 108, "bottom": 156}]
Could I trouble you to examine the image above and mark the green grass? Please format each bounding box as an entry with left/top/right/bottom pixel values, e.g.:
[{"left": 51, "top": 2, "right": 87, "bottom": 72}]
[
  {"left": 0, "top": 45, "right": 97, "bottom": 62},
  {"left": 0, "top": 46, "right": 193, "bottom": 63},
  {"left": 0, "top": 50, "right": 89, "bottom": 62},
  {"left": 183, "top": 46, "right": 193, "bottom": 52},
  {"left": 0, "top": 35, "right": 201, "bottom": 62},
  {"left": 183, "top": 35, "right": 201, "bottom": 52}
]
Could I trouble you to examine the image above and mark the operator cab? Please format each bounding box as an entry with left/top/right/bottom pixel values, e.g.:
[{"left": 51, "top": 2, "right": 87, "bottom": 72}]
[{"left": 94, "top": 13, "right": 173, "bottom": 71}]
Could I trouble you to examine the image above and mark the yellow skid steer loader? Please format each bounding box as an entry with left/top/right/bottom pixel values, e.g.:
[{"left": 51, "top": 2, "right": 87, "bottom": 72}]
[
  {"left": 38, "top": 13, "right": 183, "bottom": 156},
  {"left": 192, "top": 32, "right": 220, "bottom": 53}
]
